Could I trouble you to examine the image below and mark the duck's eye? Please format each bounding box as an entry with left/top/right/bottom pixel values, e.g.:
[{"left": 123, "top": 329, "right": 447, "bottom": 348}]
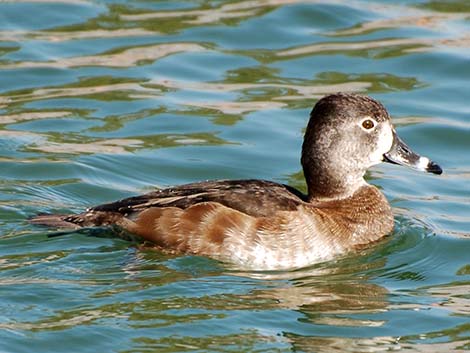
[{"left": 362, "top": 119, "right": 375, "bottom": 130}]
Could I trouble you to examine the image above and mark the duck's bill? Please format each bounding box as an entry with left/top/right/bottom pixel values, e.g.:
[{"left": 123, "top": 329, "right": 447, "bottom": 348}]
[{"left": 383, "top": 132, "right": 442, "bottom": 175}]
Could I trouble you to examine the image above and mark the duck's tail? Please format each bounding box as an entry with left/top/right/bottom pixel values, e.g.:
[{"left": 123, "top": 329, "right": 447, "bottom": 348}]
[
  {"left": 30, "top": 210, "right": 131, "bottom": 232},
  {"left": 29, "top": 214, "right": 82, "bottom": 229},
  {"left": 30, "top": 213, "right": 134, "bottom": 239}
]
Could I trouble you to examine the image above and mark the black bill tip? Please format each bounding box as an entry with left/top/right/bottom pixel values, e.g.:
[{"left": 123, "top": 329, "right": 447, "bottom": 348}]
[{"left": 426, "top": 160, "right": 443, "bottom": 175}]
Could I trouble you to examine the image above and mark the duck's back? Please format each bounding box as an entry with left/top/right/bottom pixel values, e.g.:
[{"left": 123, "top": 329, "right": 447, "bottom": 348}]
[
  {"left": 91, "top": 179, "right": 307, "bottom": 218},
  {"left": 31, "top": 179, "right": 304, "bottom": 233}
]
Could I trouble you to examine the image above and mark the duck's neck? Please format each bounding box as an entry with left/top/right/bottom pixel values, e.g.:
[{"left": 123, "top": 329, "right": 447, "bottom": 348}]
[
  {"left": 305, "top": 185, "right": 394, "bottom": 248},
  {"left": 303, "top": 162, "right": 366, "bottom": 201}
]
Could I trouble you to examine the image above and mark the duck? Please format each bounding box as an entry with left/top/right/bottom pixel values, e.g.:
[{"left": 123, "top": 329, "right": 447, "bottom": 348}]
[{"left": 31, "top": 93, "right": 442, "bottom": 270}]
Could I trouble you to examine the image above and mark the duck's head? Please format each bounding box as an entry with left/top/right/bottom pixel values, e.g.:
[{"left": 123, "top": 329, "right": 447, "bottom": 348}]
[{"left": 301, "top": 93, "right": 442, "bottom": 200}]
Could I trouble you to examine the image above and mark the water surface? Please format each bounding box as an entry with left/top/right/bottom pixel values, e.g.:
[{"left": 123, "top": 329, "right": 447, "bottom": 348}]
[{"left": 0, "top": 1, "right": 469, "bottom": 352}]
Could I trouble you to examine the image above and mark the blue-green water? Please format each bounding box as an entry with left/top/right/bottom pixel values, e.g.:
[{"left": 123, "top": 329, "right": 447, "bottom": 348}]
[{"left": 0, "top": 1, "right": 469, "bottom": 352}]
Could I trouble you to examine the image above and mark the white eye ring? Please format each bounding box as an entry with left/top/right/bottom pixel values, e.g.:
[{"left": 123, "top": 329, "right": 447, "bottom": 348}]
[{"left": 360, "top": 117, "right": 378, "bottom": 131}]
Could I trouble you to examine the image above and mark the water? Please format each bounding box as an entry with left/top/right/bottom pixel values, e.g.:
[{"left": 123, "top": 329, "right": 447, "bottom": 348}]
[{"left": 0, "top": 0, "right": 469, "bottom": 352}]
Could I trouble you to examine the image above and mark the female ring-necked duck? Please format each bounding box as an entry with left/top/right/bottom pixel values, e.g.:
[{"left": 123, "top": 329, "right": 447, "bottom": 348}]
[{"left": 32, "top": 93, "right": 442, "bottom": 270}]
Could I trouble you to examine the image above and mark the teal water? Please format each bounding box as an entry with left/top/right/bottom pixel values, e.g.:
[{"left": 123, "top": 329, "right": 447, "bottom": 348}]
[{"left": 0, "top": 1, "right": 469, "bottom": 352}]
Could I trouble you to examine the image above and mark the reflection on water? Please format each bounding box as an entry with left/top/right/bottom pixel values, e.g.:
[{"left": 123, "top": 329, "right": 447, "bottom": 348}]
[
  {"left": 0, "top": 0, "right": 469, "bottom": 352},
  {"left": 0, "top": 43, "right": 207, "bottom": 69},
  {"left": 2, "top": 236, "right": 468, "bottom": 352}
]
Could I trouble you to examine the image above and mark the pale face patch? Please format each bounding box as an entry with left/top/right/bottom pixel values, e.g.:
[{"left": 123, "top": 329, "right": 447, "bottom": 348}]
[{"left": 368, "top": 122, "right": 394, "bottom": 166}]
